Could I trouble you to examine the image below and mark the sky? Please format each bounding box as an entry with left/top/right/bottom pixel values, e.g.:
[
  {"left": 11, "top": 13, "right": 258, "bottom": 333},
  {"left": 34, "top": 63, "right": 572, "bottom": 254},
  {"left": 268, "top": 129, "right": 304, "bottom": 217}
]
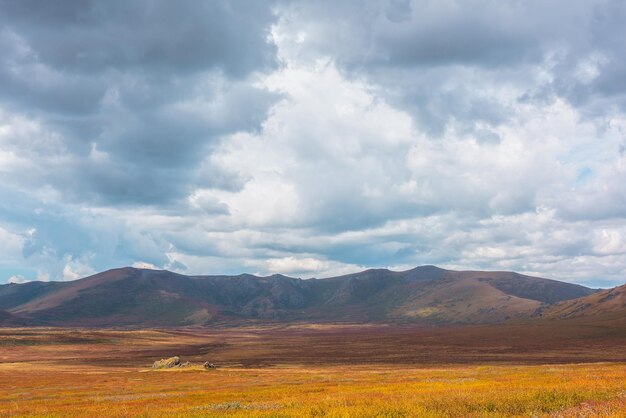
[{"left": 0, "top": 0, "right": 625, "bottom": 287}]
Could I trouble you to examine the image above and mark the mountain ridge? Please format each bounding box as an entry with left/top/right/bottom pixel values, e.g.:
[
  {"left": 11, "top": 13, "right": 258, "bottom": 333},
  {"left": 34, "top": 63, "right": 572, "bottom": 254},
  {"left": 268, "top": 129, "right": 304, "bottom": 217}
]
[{"left": 1, "top": 265, "right": 615, "bottom": 327}]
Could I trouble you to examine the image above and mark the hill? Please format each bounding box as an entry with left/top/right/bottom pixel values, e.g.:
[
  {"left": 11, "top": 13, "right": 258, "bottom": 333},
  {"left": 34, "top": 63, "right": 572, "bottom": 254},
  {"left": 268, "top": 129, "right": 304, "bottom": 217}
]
[
  {"left": 0, "top": 266, "right": 605, "bottom": 327},
  {"left": 537, "top": 283, "right": 626, "bottom": 323}
]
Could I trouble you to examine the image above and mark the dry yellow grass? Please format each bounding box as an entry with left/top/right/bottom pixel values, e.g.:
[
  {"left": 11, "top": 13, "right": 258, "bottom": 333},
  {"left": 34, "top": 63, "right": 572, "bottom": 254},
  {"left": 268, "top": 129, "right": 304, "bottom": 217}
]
[
  {"left": 1, "top": 327, "right": 625, "bottom": 417},
  {"left": 1, "top": 362, "right": 625, "bottom": 417}
]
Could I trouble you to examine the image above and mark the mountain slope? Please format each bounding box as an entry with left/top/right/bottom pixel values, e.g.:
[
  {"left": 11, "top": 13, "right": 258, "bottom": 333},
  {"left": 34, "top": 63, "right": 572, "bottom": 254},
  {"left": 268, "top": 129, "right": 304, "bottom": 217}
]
[
  {"left": 0, "top": 266, "right": 601, "bottom": 327},
  {"left": 538, "top": 283, "right": 626, "bottom": 322}
]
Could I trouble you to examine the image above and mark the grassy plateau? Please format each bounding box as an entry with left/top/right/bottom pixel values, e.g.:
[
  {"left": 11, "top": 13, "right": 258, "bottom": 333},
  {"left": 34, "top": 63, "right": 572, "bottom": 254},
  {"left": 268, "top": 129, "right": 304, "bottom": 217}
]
[{"left": 0, "top": 325, "right": 624, "bottom": 417}]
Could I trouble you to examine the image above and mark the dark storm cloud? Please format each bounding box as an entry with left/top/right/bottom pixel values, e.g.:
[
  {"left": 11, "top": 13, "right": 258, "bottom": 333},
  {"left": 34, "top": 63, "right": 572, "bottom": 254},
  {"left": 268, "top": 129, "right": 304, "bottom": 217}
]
[
  {"left": 279, "top": 0, "right": 626, "bottom": 132},
  {"left": 359, "top": 3, "right": 546, "bottom": 68},
  {"left": 0, "top": 0, "right": 279, "bottom": 205},
  {"left": 0, "top": 0, "right": 276, "bottom": 76},
  {"left": 551, "top": 0, "right": 626, "bottom": 114},
  {"left": 279, "top": 0, "right": 571, "bottom": 68}
]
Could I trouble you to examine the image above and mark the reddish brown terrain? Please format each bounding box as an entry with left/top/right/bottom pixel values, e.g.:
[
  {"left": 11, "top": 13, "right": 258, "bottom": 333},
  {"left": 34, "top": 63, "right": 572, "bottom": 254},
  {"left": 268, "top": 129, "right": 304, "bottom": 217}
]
[
  {"left": 0, "top": 266, "right": 602, "bottom": 327},
  {"left": 539, "top": 283, "right": 626, "bottom": 320},
  {"left": 2, "top": 319, "right": 625, "bottom": 368}
]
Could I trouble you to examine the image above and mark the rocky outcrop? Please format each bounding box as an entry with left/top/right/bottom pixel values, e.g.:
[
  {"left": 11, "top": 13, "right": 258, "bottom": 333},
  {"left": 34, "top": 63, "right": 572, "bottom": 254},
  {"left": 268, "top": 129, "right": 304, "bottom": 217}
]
[
  {"left": 151, "top": 356, "right": 216, "bottom": 370},
  {"left": 152, "top": 356, "right": 180, "bottom": 369}
]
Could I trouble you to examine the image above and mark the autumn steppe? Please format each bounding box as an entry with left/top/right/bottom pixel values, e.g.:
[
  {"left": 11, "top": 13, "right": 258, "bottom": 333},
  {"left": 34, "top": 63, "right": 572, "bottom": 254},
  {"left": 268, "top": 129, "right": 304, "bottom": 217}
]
[{"left": 1, "top": 324, "right": 625, "bottom": 417}]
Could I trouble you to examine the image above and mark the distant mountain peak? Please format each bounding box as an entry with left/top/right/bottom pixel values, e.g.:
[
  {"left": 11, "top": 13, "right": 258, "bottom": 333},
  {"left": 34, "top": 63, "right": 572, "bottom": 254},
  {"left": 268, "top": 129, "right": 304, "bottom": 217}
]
[{"left": 0, "top": 266, "right": 613, "bottom": 327}]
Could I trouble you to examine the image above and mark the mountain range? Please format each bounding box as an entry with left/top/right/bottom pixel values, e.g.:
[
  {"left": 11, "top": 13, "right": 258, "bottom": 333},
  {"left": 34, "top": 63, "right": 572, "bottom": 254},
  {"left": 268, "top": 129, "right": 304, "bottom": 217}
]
[{"left": 0, "top": 266, "right": 622, "bottom": 327}]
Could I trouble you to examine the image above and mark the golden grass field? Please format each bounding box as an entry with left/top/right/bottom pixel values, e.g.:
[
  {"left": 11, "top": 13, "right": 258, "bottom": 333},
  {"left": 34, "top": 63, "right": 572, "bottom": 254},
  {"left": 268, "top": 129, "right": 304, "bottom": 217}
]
[{"left": 1, "top": 325, "right": 625, "bottom": 417}]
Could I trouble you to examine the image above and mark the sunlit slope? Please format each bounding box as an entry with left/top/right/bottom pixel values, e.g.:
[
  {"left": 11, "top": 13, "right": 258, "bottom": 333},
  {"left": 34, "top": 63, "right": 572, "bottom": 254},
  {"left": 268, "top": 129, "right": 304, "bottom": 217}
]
[{"left": 538, "top": 283, "right": 625, "bottom": 322}]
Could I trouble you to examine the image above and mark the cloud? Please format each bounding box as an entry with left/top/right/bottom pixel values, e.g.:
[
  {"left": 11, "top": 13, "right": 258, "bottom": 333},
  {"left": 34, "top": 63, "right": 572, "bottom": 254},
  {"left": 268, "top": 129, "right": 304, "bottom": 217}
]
[
  {"left": 0, "top": 0, "right": 279, "bottom": 207},
  {"left": 0, "top": 0, "right": 625, "bottom": 287},
  {"left": 0, "top": 0, "right": 276, "bottom": 76},
  {"left": 8, "top": 275, "right": 27, "bottom": 284},
  {"left": 275, "top": 0, "right": 626, "bottom": 132},
  {"left": 131, "top": 261, "right": 159, "bottom": 270}
]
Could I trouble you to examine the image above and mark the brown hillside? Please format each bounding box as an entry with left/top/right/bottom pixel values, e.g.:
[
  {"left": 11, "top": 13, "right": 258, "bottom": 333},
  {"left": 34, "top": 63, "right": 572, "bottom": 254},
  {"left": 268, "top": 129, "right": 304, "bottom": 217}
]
[
  {"left": 0, "top": 266, "right": 603, "bottom": 327},
  {"left": 539, "top": 283, "right": 626, "bottom": 322}
]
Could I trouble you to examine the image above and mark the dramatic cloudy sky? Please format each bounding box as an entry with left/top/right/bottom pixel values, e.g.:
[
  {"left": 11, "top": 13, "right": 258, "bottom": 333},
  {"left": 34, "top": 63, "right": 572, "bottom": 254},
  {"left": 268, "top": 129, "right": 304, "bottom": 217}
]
[{"left": 1, "top": 0, "right": 626, "bottom": 287}]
